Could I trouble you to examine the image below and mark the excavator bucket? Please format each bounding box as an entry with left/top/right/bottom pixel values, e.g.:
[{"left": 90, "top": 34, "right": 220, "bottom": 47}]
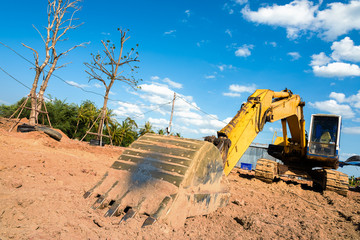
[{"left": 84, "top": 133, "right": 230, "bottom": 227}]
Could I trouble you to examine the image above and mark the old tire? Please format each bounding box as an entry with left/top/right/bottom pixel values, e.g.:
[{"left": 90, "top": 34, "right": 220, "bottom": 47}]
[
  {"left": 17, "top": 124, "right": 36, "bottom": 133},
  {"left": 35, "top": 126, "right": 62, "bottom": 141}
]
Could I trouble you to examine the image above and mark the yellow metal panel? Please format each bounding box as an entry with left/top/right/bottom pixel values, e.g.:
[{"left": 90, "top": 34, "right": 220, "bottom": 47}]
[
  {"left": 219, "top": 89, "right": 307, "bottom": 175},
  {"left": 222, "top": 89, "right": 274, "bottom": 175}
]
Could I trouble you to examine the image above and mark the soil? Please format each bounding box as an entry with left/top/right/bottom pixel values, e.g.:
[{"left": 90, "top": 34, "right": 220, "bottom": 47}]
[{"left": 1, "top": 125, "right": 360, "bottom": 239}]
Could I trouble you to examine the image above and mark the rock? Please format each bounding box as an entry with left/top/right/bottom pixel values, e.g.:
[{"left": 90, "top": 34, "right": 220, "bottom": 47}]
[
  {"left": 232, "top": 199, "right": 245, "bottom": 206},
  {"left": 93, "top": 219, "right": 103, "bottom": 228}
]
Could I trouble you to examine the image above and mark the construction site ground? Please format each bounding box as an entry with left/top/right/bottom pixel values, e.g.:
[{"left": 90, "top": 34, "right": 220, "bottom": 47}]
[{"left": 1, "top": 127, "right": 360, "bottom": 239}]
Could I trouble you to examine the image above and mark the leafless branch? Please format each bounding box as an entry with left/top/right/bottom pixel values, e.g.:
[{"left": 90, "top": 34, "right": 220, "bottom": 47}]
[
  {"left": 58, "top": 41, "right": 89, "bottom": 58},
  {"left": 32, "top": 25, "right": 46, "bottom": 44},
  {"left": 55, "top": 62, "right": 71, "bottom": 70}
]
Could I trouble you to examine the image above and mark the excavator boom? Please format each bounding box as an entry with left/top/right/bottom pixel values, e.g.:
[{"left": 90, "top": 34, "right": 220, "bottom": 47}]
[{"left": 216, "top": 89, "right": 306, "bottom": 175}]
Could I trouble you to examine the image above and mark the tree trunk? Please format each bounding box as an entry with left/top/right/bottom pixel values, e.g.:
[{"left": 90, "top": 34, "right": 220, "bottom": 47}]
[
  {"left": 29, "top": 70, "right": 41, "bottom": 126},
  {"left": 36, "top": 58, "right": 58, "bottom": 120},
  {"left": 97, "top": 89, "right": 110, "bottom": 145},
  {"left": 73, "top": 119, "right": 80, "bottom": 138}
]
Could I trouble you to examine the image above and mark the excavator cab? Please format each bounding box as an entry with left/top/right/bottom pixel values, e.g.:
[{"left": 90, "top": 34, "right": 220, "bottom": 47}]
[{"left": 307, "top": 114, "right": 341, "bottom": 159}]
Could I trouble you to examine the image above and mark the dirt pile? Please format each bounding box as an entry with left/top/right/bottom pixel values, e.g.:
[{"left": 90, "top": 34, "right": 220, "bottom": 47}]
[{"left": 0, "top": 128, "right": 359, "bottom": 239}]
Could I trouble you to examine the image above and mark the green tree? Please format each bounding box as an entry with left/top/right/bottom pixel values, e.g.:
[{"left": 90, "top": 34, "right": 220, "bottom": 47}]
[
  {"left": 139, "top": 121, "right": 155, "bottom": 136},
  {"left": 110, "top": 117, "right": 138, "bottom": 146},
  {"left": 0, "top": 97, "right": 31, "bottom": 119},
  {"left": 73, "top": 100, "right": 99, "bottom": 139},
  {"left": 157, "top": 128, "right": 166, "bottom": 135},
  {"left": 44, "top": 98, "right": 79, "bottom": 137}
]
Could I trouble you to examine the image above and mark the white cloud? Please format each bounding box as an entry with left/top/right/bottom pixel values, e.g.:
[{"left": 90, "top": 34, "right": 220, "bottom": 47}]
[
  {"left": 148, "top": 117, "right": 169, "bottom": 128},
  {"left": 312, "top": 62, "right": 360, "bottom": 78},
  {"left": 138, "top": 83, "right": 174, "bottom": 104},
  {"left": 93, "top": 83, "right": 103, "bottom": 88},
  {"left": 310, "top": 52, "right": 331, "bottom": 66},
  {"left": 265, "top": 41, "right": 277, "bottom": 47},
  {"left": 205, "top": 75, "right": 216, "bottom": 79},
  {"left": 223, "top": 92, "right": 241, "bottom": 97},
  {"left": 185, "top": 10, "right": 191, "bottom": 17},
  {"left": 229, "top": 84, "right": 256, "bottom": 93},
  {"left": 235, "top": 44, "right": 254, "bottom": 57},
  {"left": 311, "top": 37, "right": 360, "bottom": 78},
  {"left": 331, "top": 37, "right": 360, "bottom": 62},
  {"left": 223, "top": 117, "right": 233, "bottom": 124},
  {"left": 329, "top": 90, "right": 360, "bottom": 109},
  {"left": 225, "top": 29, "right": 232, "bottom": 37},
  {"left": 124, "top": 82, "right": 232, "bottom": 138},
  {"left": 242, "top": 0, "right": 317, "bottom": 39},
  {"left": 223, "top": 3, "right": 234, "bottom": 15},
  {"left": 242, "top": 0, "right": 360, "bottom": 41},
  {"left": 150, "top": 76, "right": 160, "bottom": 81},
  {"left": 114, "top": 102, "right": 144, "bottom": 119},
  {"left": 223, "top": 84, "right": 256, "bottom": 98},
  {"left": 217, "top": 64, "right": 235, "bottom": 72},
  {"left": 342, "top": 126, "right": 360, "bottom": 134},
  {"left": 269, "top": 127, "right": 283, "bottom": 133},
  {"left": 164, "top": 30, "right": 176, "bottom": 36},
  {"left": 288, "top": 52, "right": 301, "bottom": 61},
  {"left": 196, "top": 40, "right": 209, "bottom": 47},
  {"left": 316, "top": 1, "right": 360, "bottom": 41},
  {"left": 329, "top": 92, "right": 346, "bottom": 103},
  {"left": 234, "top": 0, "right": 248, "bottom": 5},
  {"left": 309, "top": 100, "right": 355, "bottom": 118},
  {"left": 65, "top": 80, "right": 88, "bottom": 88},
  {"left": 199, "top": 128, "right": 217, "bottom": 135},
  {"left": 163, "top": 77, "right": 183, "bottom": 89}
]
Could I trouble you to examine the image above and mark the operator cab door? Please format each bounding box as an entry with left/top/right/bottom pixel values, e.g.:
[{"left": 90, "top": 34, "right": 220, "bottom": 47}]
[{"left": 308, "top": 114, "right": 341, "bottom": 158}]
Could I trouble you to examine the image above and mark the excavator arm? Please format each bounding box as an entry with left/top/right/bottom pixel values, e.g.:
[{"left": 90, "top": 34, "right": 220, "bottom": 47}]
[{"left": 213, "top": 89, "right": 306, "bottom": 175}]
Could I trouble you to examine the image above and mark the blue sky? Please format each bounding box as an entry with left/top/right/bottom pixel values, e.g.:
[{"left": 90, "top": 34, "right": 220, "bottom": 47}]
[{"left": 1, "top": 0, "right": 360, "bottom": 176}]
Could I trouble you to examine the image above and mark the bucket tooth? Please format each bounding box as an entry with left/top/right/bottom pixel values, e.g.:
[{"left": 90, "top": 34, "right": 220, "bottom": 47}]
[
  {"left": 91, "top": 181, "right": 119, "bottom": 210},
  {"left": 83, "top": 191, "right": 92, "bottom": 199},
  {"left": 91, "top": 196, "right": 106, "bottom": 210},
  {"left": 104, "top": 202, "right": 121, "bottom": 217},
  {"left": 119, "top": 197, "right": 145, "bottom": 224},
  {"left": 119, "top": 208, "right": 137, "bottom": 224},
  {"left": 142, "top": 196, "right": 172, "bottom": 227},
  {"left": 142, "top": 216, "right": 157, "bottom": 228},
  {"left": 83, "top": 172, "right": 109, "bottom": 199},
  {"left": 104, "top": 190, "right": 130, "bottom": 217}
]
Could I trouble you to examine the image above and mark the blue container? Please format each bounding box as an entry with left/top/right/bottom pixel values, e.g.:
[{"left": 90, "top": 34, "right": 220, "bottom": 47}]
[{"left": 240, "top": 163, "right": 252, "bottom": 170}]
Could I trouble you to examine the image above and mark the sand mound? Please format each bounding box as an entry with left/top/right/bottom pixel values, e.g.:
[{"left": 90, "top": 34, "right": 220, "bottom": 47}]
[{"left": 0, "top": 129, "right": 359, "bottom": 239}]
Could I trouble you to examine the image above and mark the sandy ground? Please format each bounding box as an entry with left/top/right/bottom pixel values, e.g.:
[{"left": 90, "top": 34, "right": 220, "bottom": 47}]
[{"left": 0, "top": 126, "right": 360, "bottom": 239}]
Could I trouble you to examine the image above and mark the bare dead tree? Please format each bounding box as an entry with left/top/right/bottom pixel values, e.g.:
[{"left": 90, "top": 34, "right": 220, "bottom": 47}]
[
  {"left": 23, "top": 0, "right": 87, "bottom": 125},
  {"left": 84, "top": 29, "right": 141, "bottom": 145}
]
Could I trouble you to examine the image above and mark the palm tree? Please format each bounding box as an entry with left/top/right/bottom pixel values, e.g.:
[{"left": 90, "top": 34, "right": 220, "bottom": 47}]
[
  {"left": 139, "top": 121, "right": 154, "bottom": 136},
  {"left": 110, "top": 117, "right": 138, "bottom": 146},
  {"left": 74, "top": 100, "right": 98, "bottom": 137},
  {"left": 157, "top": 128, "right": 166, "bottom": 135}
]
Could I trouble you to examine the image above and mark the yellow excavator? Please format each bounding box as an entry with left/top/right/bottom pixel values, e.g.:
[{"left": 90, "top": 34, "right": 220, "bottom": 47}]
[{"left": 84, "top": 88, "right": 348, "bottom": 227}]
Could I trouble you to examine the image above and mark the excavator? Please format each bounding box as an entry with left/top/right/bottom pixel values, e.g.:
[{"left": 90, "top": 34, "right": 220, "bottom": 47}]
[{"left": 83, "top": 88, "right": 348, "bottom": 227}]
